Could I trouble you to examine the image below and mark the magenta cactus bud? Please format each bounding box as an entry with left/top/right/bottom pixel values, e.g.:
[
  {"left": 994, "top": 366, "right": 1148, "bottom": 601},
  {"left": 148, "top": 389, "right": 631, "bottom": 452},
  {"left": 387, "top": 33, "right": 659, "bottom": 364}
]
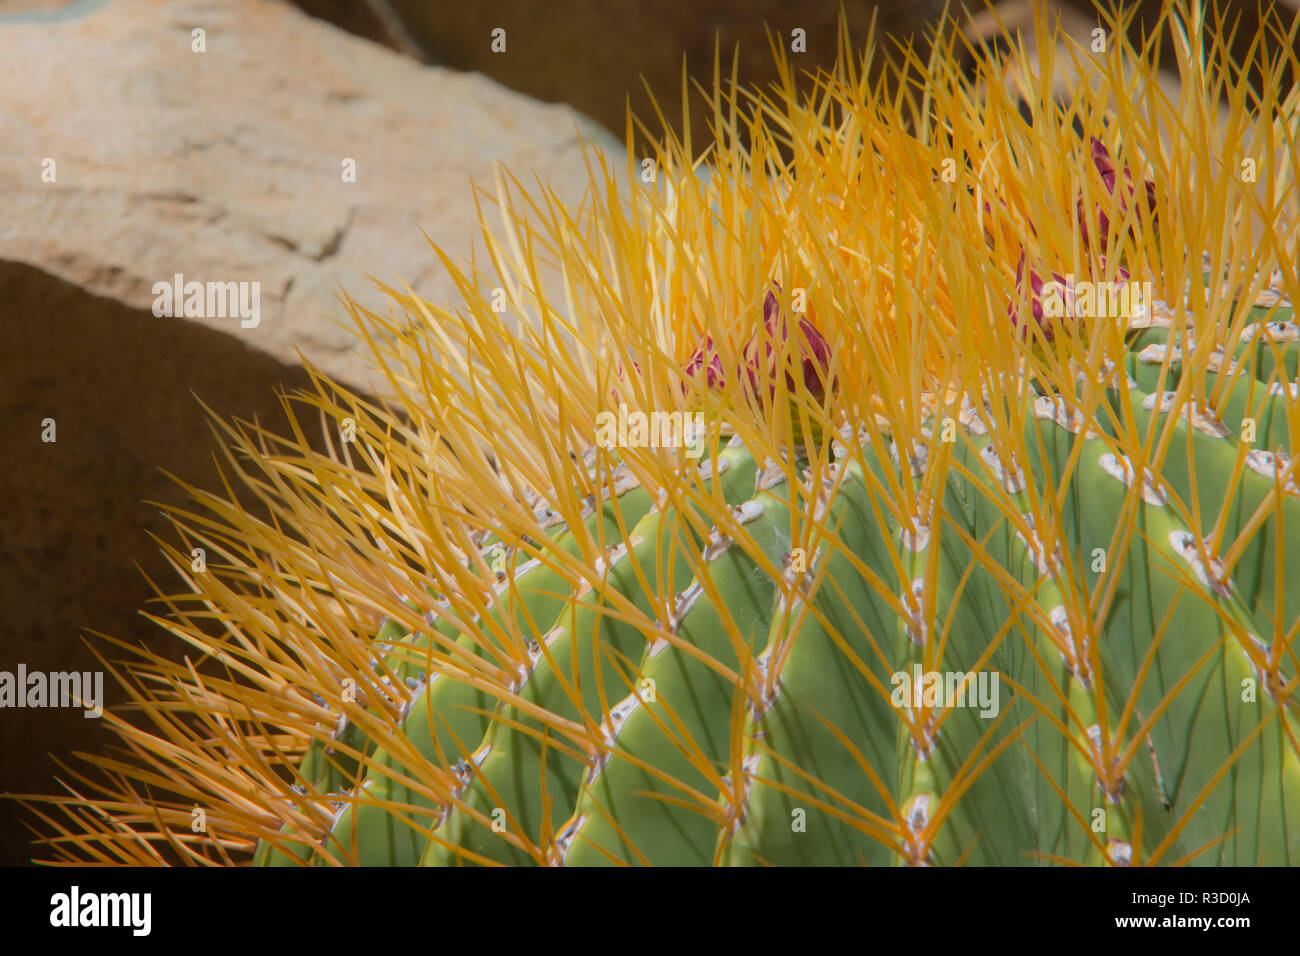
[
  {"left": 1077, "top": 137, "right": 1158, "bottom": 248},
  {"left": 607, "top": 358, "right": 644, "bottom": 405},
  {"left": 791, "top": 316, "right": 834, "bottom": 397},
  {"left": 686, "top": 285, "right": 835, "bottom": 402},
  {"left": 756, "top": 286, "right": 835, "bottom": 400},
  {"left": 684, "top": 335, "right": 727, "bottom": 388},
  {"left": 1007, "top": 250, "right": 1072, "bottom": 341},
  {"left": 762, "top": 285, "right": 782, "bottom": 327}
]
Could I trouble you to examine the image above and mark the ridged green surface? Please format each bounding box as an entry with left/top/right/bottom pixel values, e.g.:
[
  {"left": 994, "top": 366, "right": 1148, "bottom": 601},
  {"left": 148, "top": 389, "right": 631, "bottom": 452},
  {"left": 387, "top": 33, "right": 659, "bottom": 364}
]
[{"left": 255, "top": 294, "right": 1299, "bottom": 867}]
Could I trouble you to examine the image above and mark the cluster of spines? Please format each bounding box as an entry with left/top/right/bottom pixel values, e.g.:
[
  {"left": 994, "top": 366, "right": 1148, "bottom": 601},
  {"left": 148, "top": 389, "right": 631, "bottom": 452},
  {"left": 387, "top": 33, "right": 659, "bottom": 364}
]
[{"left": 15, "top": 0, "right": 1300, "bottom": 865}]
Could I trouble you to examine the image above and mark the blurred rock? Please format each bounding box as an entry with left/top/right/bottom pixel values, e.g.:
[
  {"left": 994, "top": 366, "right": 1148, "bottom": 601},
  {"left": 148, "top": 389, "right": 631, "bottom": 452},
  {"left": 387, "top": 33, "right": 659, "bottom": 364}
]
[
  {"left": 0, "top": 0, "right": 620, "bottom": 397},
  {"left": 0, "top": 0, "right": 85, "bottom": 17}
]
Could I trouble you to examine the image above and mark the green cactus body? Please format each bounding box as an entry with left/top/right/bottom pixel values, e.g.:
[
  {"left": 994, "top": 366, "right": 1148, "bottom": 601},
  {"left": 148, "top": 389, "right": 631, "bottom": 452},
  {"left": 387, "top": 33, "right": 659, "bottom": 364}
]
[
  {"left": 20, "top": 1, "right": 1300, "bottom": 867},
  {"left": 246, "top": 287, "right": 1298, "bottom": 867}
]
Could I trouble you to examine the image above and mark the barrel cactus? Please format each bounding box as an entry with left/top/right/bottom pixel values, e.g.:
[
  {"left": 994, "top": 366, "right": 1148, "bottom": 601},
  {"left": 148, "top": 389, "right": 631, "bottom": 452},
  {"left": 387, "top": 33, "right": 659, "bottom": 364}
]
[{"left": 23, "top": 0, "right": 1300, "bottom": 866}]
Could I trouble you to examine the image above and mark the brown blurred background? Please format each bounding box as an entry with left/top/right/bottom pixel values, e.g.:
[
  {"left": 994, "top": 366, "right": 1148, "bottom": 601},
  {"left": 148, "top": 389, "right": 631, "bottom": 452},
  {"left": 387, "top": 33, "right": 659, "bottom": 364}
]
[{"left": 296, "top": 0, "right": 1296, "bottom": 143}]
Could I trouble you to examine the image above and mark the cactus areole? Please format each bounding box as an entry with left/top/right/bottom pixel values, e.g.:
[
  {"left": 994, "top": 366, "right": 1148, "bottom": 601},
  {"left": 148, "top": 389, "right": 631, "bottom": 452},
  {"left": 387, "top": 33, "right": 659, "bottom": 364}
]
[{"left": 21, "top": 1, "right": 1300, "bottom": 866}]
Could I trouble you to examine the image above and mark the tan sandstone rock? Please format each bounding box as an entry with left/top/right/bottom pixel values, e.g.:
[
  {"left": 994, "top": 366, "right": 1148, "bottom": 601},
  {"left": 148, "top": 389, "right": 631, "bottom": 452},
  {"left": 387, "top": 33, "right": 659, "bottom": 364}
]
[{"left": 0, "top": 0, "right": 621, "bottom": 396}]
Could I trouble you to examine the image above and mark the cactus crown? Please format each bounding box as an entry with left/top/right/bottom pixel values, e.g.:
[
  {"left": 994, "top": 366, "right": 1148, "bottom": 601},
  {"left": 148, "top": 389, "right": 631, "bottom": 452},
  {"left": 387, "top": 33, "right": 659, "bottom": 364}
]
[{"left": 21, "top": 0, "right": 1300, "bottom": 865}]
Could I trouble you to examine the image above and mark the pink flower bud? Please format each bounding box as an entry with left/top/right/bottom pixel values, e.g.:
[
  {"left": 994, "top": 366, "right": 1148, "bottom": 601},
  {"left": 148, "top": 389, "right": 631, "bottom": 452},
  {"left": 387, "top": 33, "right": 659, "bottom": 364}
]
[
  {"left": 684, "top": 336, "right": 726, "bottom": 388},
  {"left": 1007, "top": 250, "right": 1072, "bottom": 342},
  {"left": 685, "top": 285, "right": 835, "bottom": 402},
  {"left": 1077, "top": 137, "right": 1158, "bottom": 249}
]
